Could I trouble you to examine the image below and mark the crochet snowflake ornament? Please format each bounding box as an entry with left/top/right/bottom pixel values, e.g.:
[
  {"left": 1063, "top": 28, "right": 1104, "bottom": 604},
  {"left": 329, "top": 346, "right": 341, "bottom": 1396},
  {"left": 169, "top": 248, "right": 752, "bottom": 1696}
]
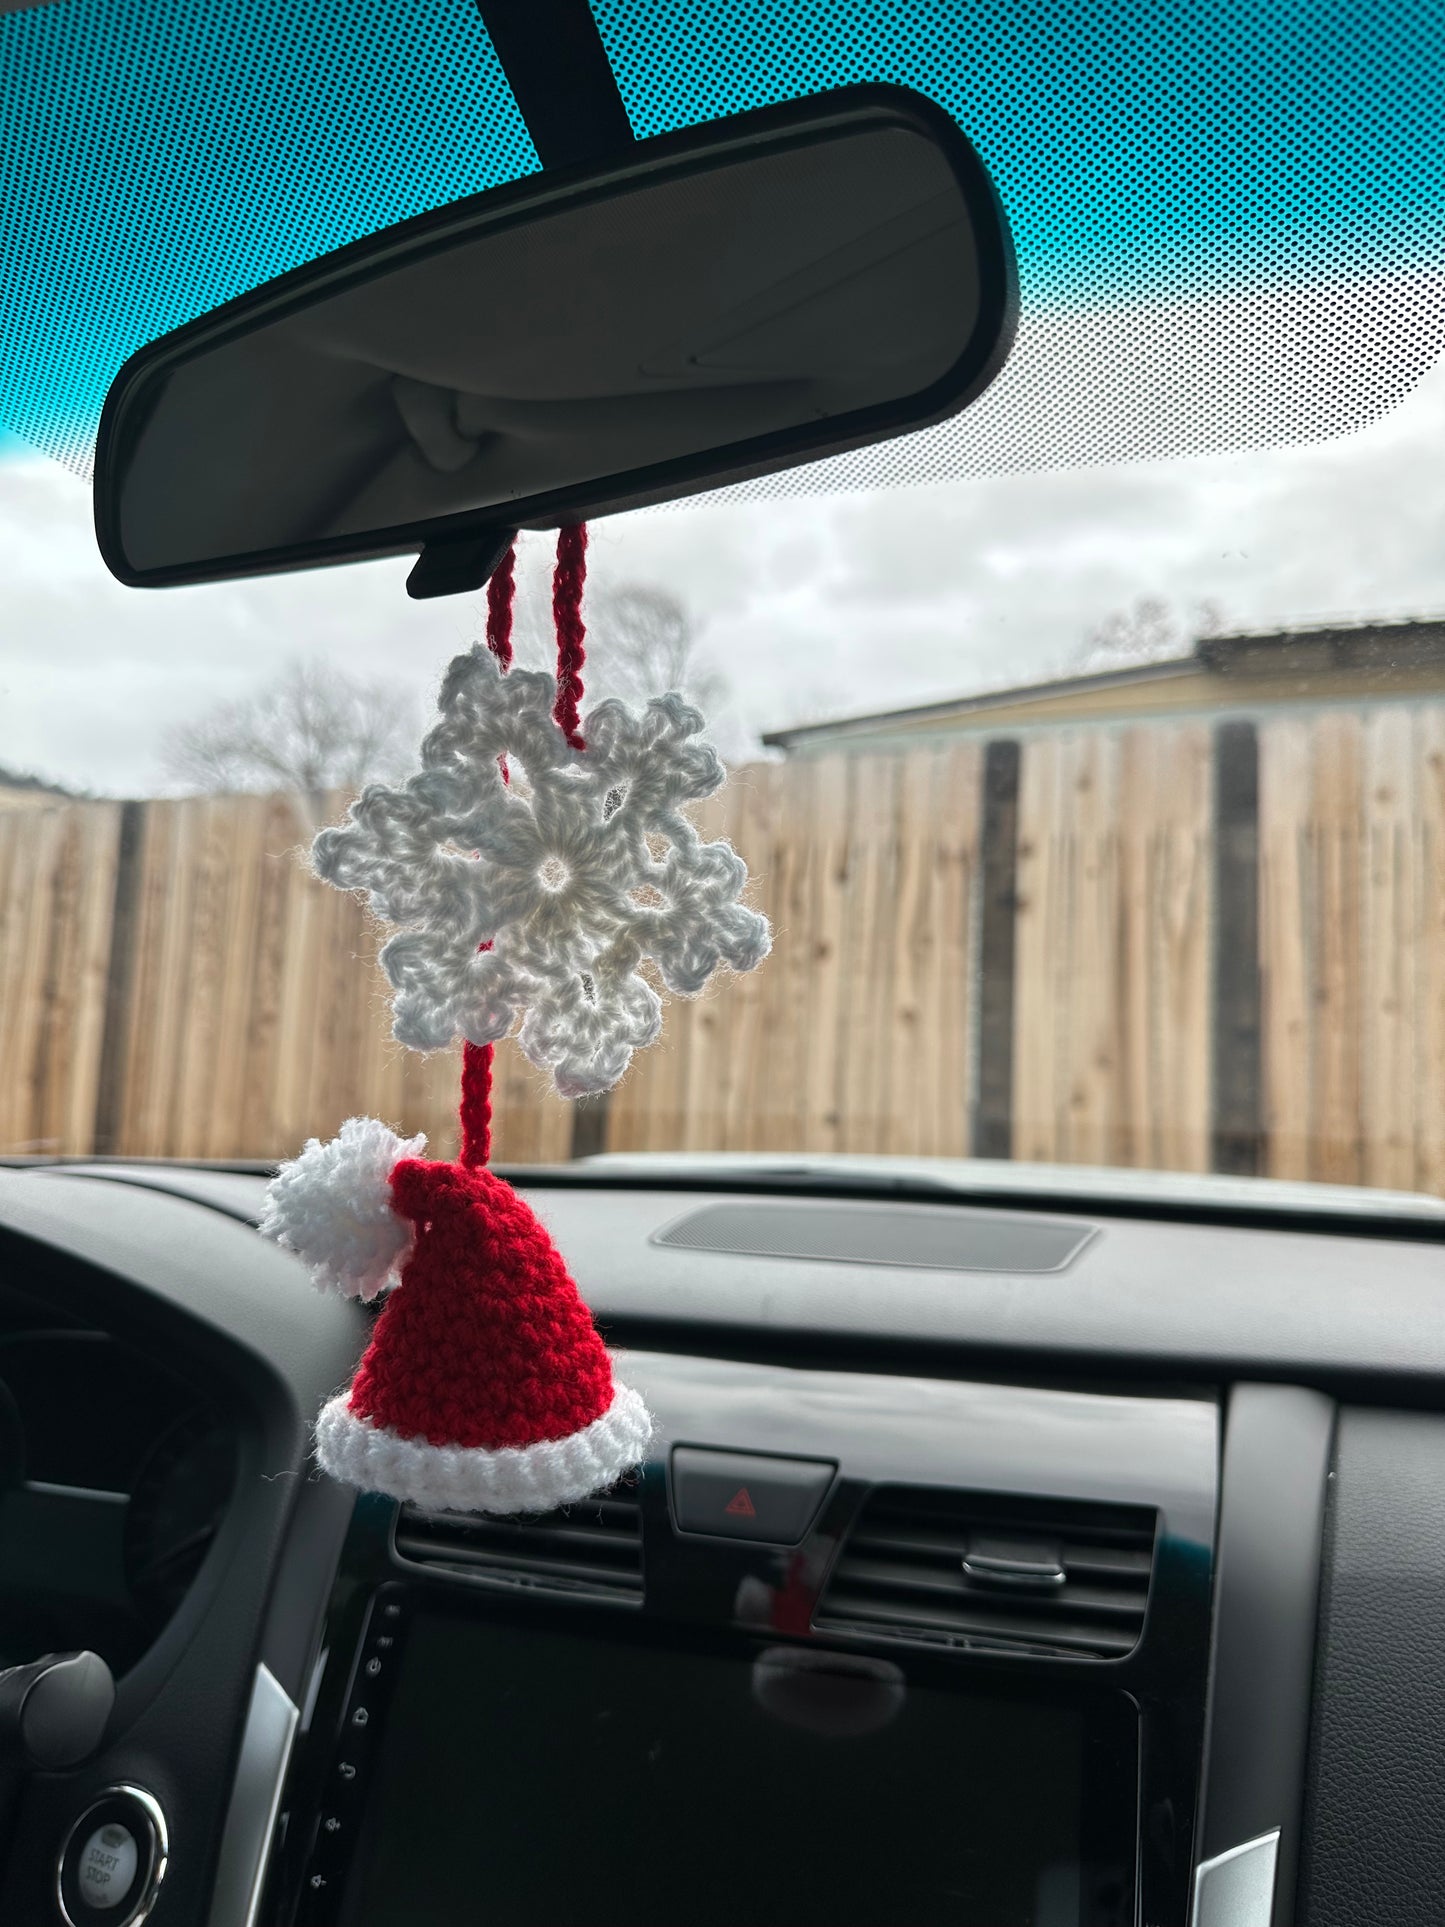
[{"left": 313, "top": 643, "right": 771, "bottom": 1097}]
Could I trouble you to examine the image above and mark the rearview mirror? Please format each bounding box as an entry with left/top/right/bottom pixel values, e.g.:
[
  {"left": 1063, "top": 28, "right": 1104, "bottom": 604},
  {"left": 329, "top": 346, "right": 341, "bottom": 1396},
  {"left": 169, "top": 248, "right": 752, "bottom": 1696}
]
[{"left": 94, "top": 85, "right": 1015, "bottom": 598}]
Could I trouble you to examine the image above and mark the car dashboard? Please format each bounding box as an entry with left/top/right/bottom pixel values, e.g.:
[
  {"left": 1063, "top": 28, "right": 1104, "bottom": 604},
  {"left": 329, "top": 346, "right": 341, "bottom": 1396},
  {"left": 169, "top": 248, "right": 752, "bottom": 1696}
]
[{"left": 0, "top": 1160, "right": 1442, "bottom": 1926}]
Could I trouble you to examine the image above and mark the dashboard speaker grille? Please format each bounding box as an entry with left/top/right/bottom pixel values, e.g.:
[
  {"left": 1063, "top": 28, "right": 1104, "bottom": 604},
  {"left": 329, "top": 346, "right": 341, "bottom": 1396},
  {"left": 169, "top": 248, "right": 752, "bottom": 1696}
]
[
  {"left": 655, "top": 1200, "right": 1094, "bottom": 1273},
  {"left": 393, "top": 1481, "right": 644, "bottom": 1605},
  {"left": 816, "top": 1486, "right": 1156, "bottom": 1660}
]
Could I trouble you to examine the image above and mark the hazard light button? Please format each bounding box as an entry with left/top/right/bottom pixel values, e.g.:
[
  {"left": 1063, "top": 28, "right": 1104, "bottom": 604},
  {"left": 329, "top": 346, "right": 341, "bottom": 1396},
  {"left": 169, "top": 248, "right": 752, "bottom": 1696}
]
[{"left": 670, "top": 1448, "right": 836, "bottom": 1545}]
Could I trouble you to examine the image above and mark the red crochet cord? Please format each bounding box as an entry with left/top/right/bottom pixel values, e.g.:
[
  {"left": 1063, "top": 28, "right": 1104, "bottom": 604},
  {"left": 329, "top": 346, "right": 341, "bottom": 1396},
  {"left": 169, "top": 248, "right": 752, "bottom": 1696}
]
[
  {"left": 459, "top": 1040, "right": 495, "bottom": 1169},
  {"left": 458, "top": 539, "right": 519, "bottom": 1168},
  {"left": 457, "top": 528, "right": 588, "bottom": 1166},
  {"left": 552, "top": 524, "right": 588, "bottom": 750},
  {"left": 485, "top": 541, "right": 516, "bottom": 667}
]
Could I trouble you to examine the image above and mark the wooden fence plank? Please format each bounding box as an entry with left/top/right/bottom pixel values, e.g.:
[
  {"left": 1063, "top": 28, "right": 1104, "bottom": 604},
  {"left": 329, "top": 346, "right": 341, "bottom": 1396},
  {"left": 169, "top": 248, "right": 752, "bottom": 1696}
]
[
  {"left": 90, "top": 801, "right": 145, "bottom": 1157},
  {"left": 0, "top": 811, "right": 18, "bottom": 978},
  {"left": 53, "top": 806, "right": 121, "bottom": 1153},
  {"left": 403, "top": 1040, "right": 464, "bottom": 1162},
  {"left": 27, "top": 807, "right": 88, "bottom": 1155},
  {"left": 1413, "top": 710, "right": 1445, "bottom": 1198},
  {"left": 1115, "top": 728, "right": 1154, "bottom": 1171},
  {"left": 355, "top": 946, "right": 409, "bottom": 1149},
  {"left": 116, "top": 800, "right": 176, "bottom": 1156},
  {"left": 769, "top": 757, "right": 821, "bottom": 1150},
  {"left": 670, "top": 778, "right": 728, "bottom": 1151},
  {"left": 310, "top": 886, "right": 368, "bottom": 1147},
  {"left": 0, "top": 810, "right": 34, "bottom": 1150},
  {"left": 885, "top": 750, "right": 938, "bottom": 1156},
  {"left": 933, "top": 740, "right": 982, "bottom": 1157},
  {"left": 710, "top": 759, "right": 776, "bottom": 1150},
  {"left": 1258, "top": 718, "right": 1314, "bottom": 1180},
  {"left": 1065, "top": 731, "right": 1122, "bottom": 1166},
  {"left": 1212, "top": 721, "right": 1262, "bottom": 1175},
  {"left": 836, "top": 755, "right": 896, "bottom": 1154},
  {"left": 1310, "top": 713, "right": 1365, "bottom": 1184},
  {"left": 1156, "top": 726, "right": 1213, "bottom": 1174},
  {"left": 974, "top": 740, "right": 1020, "bottom": 1157},
  {"left": 6, "top": 809, "right": 64, "bottom": 1152},
  {"left": 48, "top": 805, "right": 121, "bottom": 1154},
  {"left": 236, "top": 794, "right": 304, "bottom": 1157},
  {"left": 823, "top": 755, "right": 877, "bottom": 1156},
  {"left": 174, "top": 797, "right": 240, "bottom": 1157},
  {"left": 798, "top": 754, "right": 852, "bottom": 1156},
  {"left": 605, "top": 765, "right": 754, "bottom": 1157},
  {"left": 1011, "top": 735, "right": 1062, "bottom": 1164},
  {"left": 1361, "top": 708, "right": 1417, "bottom": 1191},
  {"left": 157, "top": 801, "right": 209, "bottom": 1157},
  {"left": 719, "top": 760, "right": 781, "bottom": 1149},
  {"left": 198, "top": 798, "right": 266, "bottom": 1158},
  {"left": 271, "top": 853, "right": 323, "bottom": 1151}
]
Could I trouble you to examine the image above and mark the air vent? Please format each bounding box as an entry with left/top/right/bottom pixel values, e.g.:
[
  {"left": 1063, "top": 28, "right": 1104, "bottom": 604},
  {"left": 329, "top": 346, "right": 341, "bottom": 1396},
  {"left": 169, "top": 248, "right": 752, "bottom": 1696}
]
[
  {"left": 816, "top": 1487, "right": 1156, "bottom": 1660},
  {"left": 393, "top": 1481, "right": 644, "bottom": 1606}
]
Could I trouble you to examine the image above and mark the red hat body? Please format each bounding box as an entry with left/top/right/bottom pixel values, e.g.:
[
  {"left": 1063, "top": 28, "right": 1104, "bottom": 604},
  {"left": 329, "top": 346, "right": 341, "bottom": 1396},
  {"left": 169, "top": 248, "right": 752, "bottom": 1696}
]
[{"left": 350, "top": 1159, "right": 615, "bottom": 1450}]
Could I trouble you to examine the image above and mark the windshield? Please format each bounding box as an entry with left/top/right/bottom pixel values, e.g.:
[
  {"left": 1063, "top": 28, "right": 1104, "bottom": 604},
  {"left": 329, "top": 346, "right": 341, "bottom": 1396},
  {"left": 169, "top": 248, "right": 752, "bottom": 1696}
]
[
  {"left": 2, "top": 1, "right": 1442, "bottom": 1206},
  {"left": 4, "top": 373, "right": 1442, "bottom": 1200}
]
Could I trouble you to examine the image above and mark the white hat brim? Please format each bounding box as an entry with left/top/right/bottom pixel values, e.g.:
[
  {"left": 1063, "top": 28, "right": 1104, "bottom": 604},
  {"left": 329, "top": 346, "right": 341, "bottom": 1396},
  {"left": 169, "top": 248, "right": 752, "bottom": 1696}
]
[{"left": 315, "top": 1380, "right": 653, "bottom": 1516}]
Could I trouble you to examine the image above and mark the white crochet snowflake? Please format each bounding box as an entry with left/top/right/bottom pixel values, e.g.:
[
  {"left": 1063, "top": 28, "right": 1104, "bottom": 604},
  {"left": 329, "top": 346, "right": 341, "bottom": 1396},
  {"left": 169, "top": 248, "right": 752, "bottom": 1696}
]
[{"left": 312, "top": 645, "right": 771, "bottom": 1098}]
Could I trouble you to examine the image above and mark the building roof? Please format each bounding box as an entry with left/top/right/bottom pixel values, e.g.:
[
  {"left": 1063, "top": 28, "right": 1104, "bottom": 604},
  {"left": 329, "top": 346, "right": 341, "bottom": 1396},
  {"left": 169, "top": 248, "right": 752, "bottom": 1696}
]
[
  {"left": 762, "top": 616, "right": 1445, "bottom": 754},
  {"left": 0, "top": 764, "right": 76, "bottom": 806}
]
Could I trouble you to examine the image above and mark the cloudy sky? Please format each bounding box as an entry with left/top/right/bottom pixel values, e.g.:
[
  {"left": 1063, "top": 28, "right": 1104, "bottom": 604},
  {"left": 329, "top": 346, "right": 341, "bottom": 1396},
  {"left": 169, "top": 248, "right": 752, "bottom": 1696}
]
[{"left": 5, "top": 347, "right": 1445, "bottom": 797}]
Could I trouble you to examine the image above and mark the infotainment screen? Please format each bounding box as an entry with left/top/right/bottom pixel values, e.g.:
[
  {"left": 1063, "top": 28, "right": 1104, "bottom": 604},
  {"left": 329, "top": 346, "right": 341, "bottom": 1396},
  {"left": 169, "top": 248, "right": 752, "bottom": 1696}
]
[{"left": 339, "top": 1612, "right": 1136, "bottom": 1926}]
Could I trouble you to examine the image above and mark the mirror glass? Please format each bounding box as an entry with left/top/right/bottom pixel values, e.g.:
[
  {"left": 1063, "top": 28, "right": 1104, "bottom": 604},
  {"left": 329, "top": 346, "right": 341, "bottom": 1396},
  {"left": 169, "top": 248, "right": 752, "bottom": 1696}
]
[{"left": 102, "top": 107, "right": 1006, "bottom": 582}]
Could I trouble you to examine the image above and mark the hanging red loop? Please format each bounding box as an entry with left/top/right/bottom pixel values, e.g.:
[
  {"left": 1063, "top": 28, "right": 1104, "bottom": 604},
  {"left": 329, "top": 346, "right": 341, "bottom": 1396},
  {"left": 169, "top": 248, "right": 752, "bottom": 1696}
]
[
  {"left": 458, "top": 537, "right": 518, "bottom": 1168},
  {"left": 459, "top": 1040, "right": 495, "bottom": 1169},
  {"left": 552, "top": 524, "right": 588, "bottom": 750},
  {"left": 485, "top": 541, "right": 517, "bottom": 667},
  {"left": 458, "top": 526, "right": 588, "bottom": 1168}
]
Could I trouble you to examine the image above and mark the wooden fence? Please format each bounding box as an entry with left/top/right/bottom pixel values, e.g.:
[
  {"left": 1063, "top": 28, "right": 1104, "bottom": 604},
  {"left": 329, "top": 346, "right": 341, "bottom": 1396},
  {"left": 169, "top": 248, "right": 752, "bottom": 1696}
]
[{"left": 1, "top": 702, "right": 1442, "bottom": 1193}]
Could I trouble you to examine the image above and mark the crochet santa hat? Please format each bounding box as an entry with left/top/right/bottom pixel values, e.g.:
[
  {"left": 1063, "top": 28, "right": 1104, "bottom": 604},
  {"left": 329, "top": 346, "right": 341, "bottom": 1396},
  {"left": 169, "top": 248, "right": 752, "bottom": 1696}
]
[{"left": 260, "top": 1096, "right": 651, "bottom": 1515}]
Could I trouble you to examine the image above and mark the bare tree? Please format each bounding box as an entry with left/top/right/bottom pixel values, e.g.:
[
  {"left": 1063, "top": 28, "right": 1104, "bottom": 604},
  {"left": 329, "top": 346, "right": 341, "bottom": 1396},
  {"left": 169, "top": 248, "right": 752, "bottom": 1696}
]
[
  {"left": 161, "top": 660, "right": 419, "bottom": 821},
  {"left": 508, "top": 581, "right": 731, "bottom": 717},
  {"left": 1077, "top": 595, "right": 1228, "bottom": 672},
  {"left": 591, "top": 584, "right": 732, "bottom": 715},
  {"left": 502, "top": 577, "right": 754, "bottom": 756}
]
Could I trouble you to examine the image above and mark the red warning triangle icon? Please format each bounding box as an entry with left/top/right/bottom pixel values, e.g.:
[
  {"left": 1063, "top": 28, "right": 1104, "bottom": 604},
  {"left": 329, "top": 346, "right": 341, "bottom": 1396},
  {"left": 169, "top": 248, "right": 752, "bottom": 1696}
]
[{"left": 724, "top": 1486, "right": 757, "bottom": 1518}]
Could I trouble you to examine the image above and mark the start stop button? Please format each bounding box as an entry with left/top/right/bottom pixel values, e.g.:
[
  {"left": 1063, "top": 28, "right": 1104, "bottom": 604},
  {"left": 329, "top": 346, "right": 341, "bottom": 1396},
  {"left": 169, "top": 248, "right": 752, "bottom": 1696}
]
[
  {"left": 57, "top": 1787, "right": 167, "bottom": 1927},
  {"left": 74, "top": 1823, "right": 138, "bottom": 1908}
]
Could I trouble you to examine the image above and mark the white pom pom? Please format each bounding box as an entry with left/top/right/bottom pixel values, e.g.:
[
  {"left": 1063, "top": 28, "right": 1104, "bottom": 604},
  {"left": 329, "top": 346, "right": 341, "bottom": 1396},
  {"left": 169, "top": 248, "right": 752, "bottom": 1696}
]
[{"left": 259, "top": 1116, "right": 425, "bottom": 1300}]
